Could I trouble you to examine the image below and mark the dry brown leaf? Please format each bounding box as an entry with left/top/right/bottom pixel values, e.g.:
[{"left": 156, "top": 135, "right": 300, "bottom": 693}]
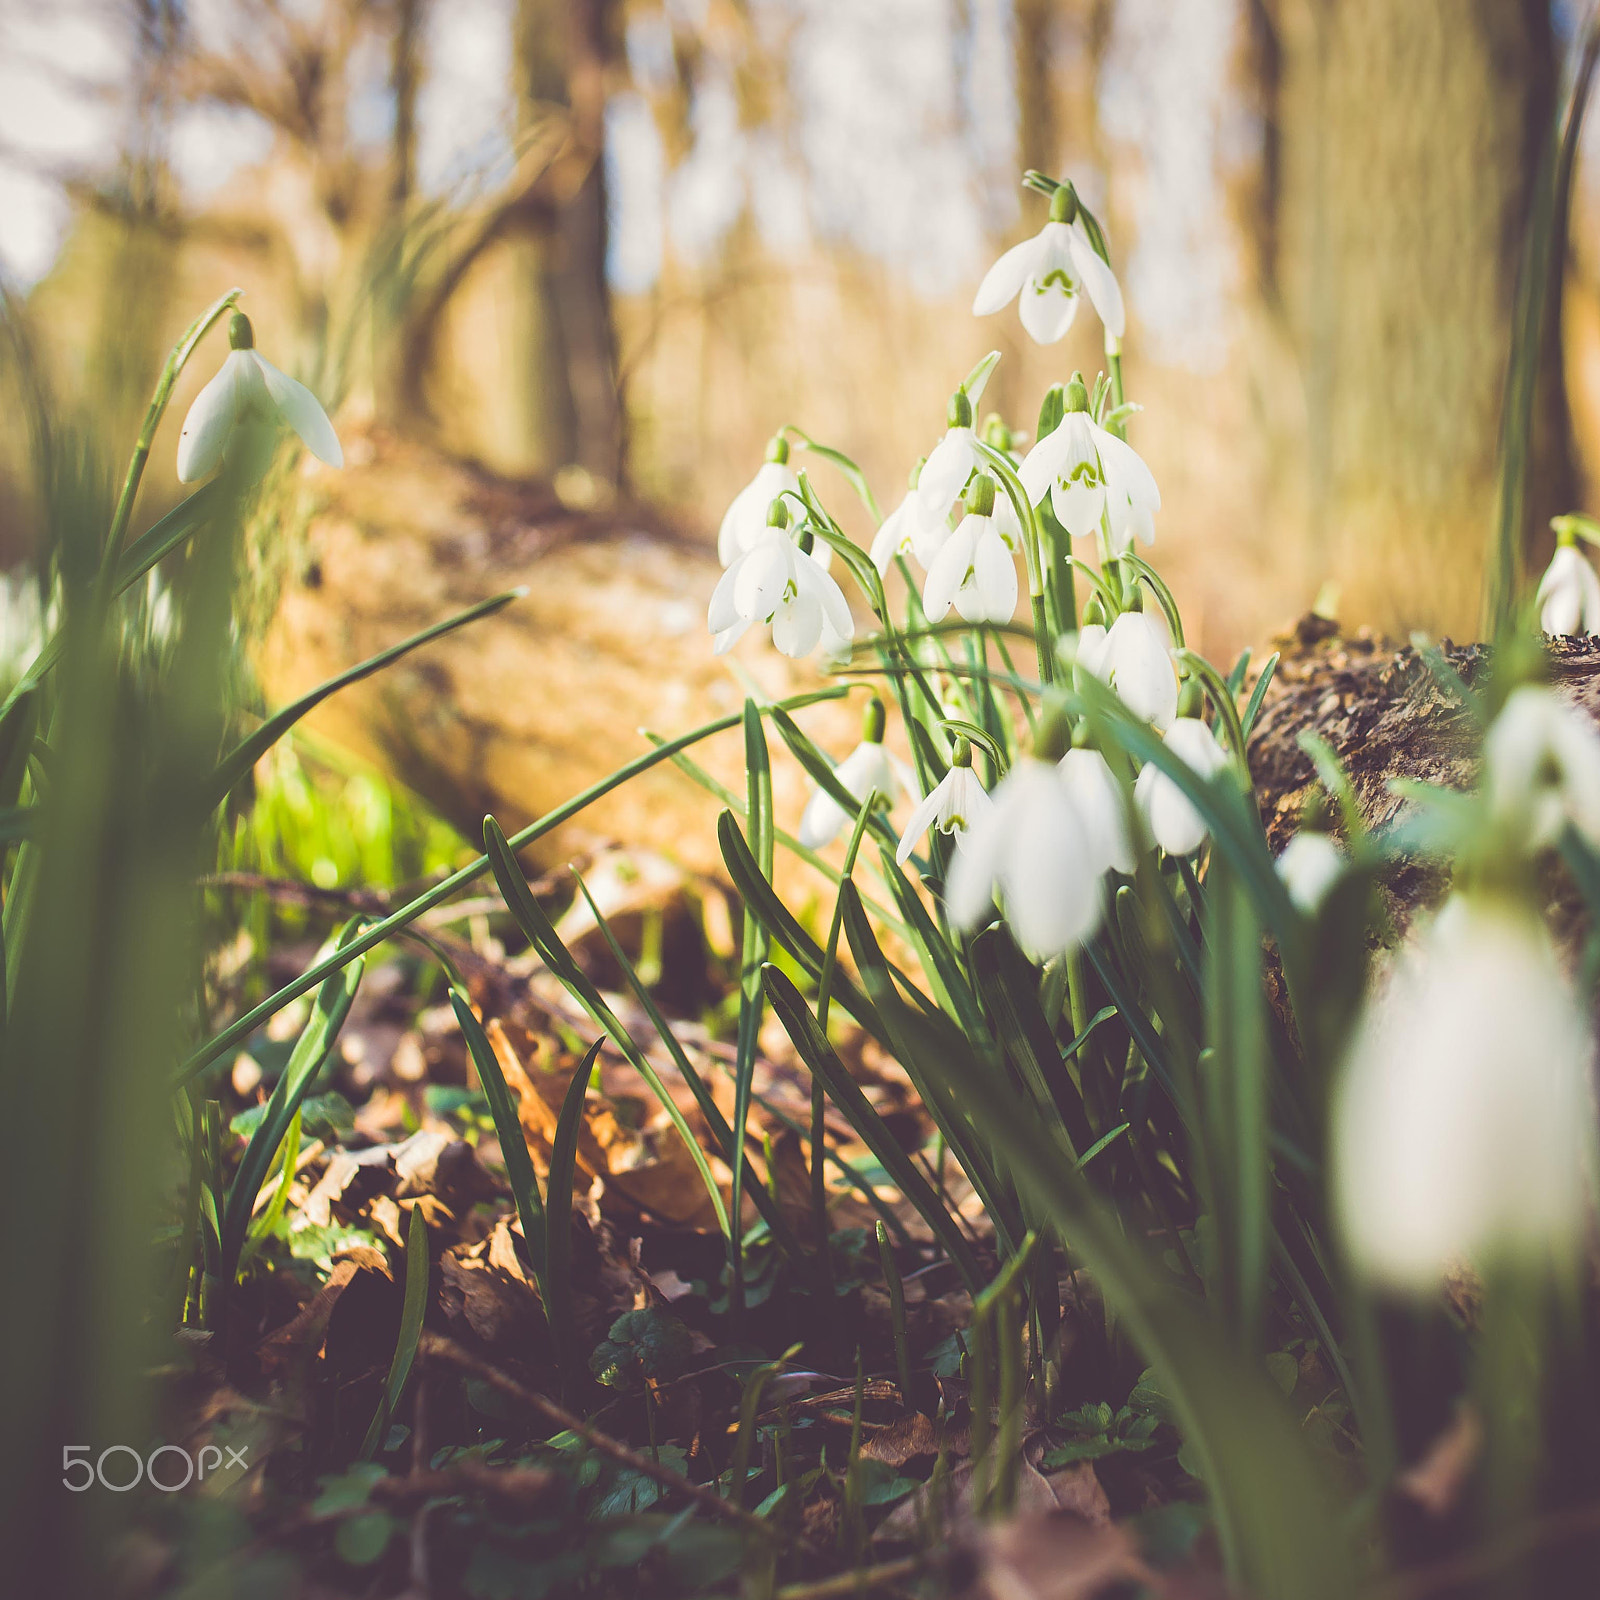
[
  {"left": 959, "top": 1515, "right": 1155, "bottom": 1600},
  {"left": 860, "top": 1411, "right": 938, "bottom": 1468}
]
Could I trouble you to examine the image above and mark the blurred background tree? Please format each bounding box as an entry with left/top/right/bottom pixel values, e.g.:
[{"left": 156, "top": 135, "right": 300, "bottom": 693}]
[{"left": 0, "top": 0, "right": 1594, "bottom": 695}]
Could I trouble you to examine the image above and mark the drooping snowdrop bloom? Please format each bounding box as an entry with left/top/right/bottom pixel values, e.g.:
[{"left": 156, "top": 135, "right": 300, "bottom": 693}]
[
  {"left": 1019, "top": 386, "right": 1160, "bottom": 552},
  {"left": 921, "top": 474, "right": 1019, "bottom": 626},
  {"left": 1074, "top": 609, "right": 1178, "bottom": 730},
  {"left": 972, "top": 183, "right": 1126, "bottom": 345},
  {"left": 176, "top": 312, "right": 343, "bottom": 484},
  {"left": 707, "top": 506, "right": 853, "bottom": 660},
  {"left": 946, "top": 722, "right": 1106, "bottom": 957},
  {"left": 871, "top": 462, "right": 952, "bottom": 576},
  {"left": 1482, "top": 684, "right": 1600, "bottom": 853},
  {"left": 799, "top": 699, "right": 897, "bottom": 849},
  {"left": 1059, "top": 746, "right": 1134, "bottom": 875},
  {"left": 1134, "top": 716, "right": 1230, "bottom": 857},
  {"left": 1536, "top": 537, "right": 1600, "bottom": 637},
  {"left": 1332, "top": 894, "right": 1595, "bottom": 1291},
  {"left": 719, "top": 436, "right": 803, "bottom": 566},
  {"left": 896, "top": 739, "right": 991, "bottom": 864},
  {"left": 918, "top": 390, "right": 983, "bottom": 514},
  {"left": 1276, "top": 831, "right": 1346, "bottom": 915}
]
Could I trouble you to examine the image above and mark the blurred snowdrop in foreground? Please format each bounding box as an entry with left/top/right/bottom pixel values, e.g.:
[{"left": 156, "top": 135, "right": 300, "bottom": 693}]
[{"left": 1333, "top": 894, "right": 1595, "bottom": 1291}]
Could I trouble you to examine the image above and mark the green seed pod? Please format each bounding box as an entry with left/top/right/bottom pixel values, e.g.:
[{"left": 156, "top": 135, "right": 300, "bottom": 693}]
[
  {"left": 947, "top": 388, "right": 973, "bottom": 430},
  {"left": 965, "top": 473, "right": 997, "bottom": 519},
  {"left": 862, "top": 696, "right": 887, "bottom": 744},
  {"left": 228, "top": 311, "right": 255, "bottom": 350},
  {"left": 765, "top": 433, "right": 790, "bottom": 465},
  {"left": 1064, "top": 371, "right": 1090, "bottom": 414},
  {"left": 1048, "top": 181, "right": 1078, "bottom": 225}
]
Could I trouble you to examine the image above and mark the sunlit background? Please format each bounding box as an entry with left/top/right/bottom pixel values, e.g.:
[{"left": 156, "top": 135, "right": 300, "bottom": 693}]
[{"left": 5, "top": 0, "right": 1600, "bottom": 736}]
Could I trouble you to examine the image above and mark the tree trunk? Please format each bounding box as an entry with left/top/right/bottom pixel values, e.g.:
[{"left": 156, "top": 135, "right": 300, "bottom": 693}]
[
  {"left": 511, "top": 0, "right": 622, "bottom": 487},
  {"left": 1255, "top": 0, "right": 1571, "bottom": 640}
]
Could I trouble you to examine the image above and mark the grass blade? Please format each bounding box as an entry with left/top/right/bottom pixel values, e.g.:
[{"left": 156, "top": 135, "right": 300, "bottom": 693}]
[
  {"left": 177, "top": 686, "right": 851, "bottom": 1084},
  {"left": 763, "top": 964, "right": 982, "bottom": 1293},
  {"left": 451, "top": 987, "right": 547, "bottom": 1291},
  {"left": 545, "top": 1038, "right": 602, "bottom": 1372},
  {"left": 216, "top": 929, "right": 366, "bottom": 1296},
  {"left": 359, "top": 1202, "right": 430, "bottom": 1459},
  {"left": 205, "top": 588, "right": 525, "bottom": 808},
  {"left": 483, "top": 817, "right": 730, "bottom": 1235}
]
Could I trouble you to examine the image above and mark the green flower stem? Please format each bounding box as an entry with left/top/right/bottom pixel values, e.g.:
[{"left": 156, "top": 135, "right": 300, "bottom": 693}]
[
  {"left": 176, "top": 686, "right": 851, "bottom": 1085},
  {"left": 98, "top": 287, "right": 243, "bottom": 592},
  {"left": 1119, "top": 553, "right": 1186, "bottom": 648}
]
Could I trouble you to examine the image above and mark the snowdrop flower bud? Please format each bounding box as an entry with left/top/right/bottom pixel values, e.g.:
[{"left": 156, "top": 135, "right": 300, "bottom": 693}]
[
  {"left": 799, "top": 698, "right": 896, "bottom": 849},
  {"left": 896, "top": 738, "right": 992, "bottom": 864},
  {"left": 917, "top": 389, "right": 982, "bottom": 513},
  {"left": 972, "top": 181, "right": 1126, "bottom": 345},
  {"left": 946, "top": 722, "right": 1106, "bottom": 958},
  {"left": 1019, "top": 380, "right": 1159, "bottom": 551},
  {"left": 707, "top": 503, "right": 854, "bottom": 660},
  {"left": 1275, "top": 831, "right": 1345, "bottom": 915},
  {"left": 921, "top": 473, "right": 1019, "bottom": 626},
  {"left": 718, "top": 435, "right": 801, "bottom": 566},
  {"left": 1536, "top": 527, "right": 1600, "bottom": 637},
  {"left": 1134, "top": 716, "right": 1230, "bottom": 857},
  {"left": 176, "top": 312, "right": 343, "bottom": 484},
  {"left": 1059, "top": 745, "right": 1134, "bottom": 874},
  {"left": 1075, "top": 608, "right": 1178, "bottom": 730},
  {"left": 1482, "top": 684, "right": 1600, "bottom": 852},
  {"left": 1332, "top": 894, "right": 1594, "bottom": 1291},
  {"left": 871, "top": 459, "right": 951, "bottom": 576}
]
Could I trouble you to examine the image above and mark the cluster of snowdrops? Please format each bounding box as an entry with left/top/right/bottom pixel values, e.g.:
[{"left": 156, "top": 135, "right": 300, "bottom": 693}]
[
  {"left": 167, "top": 171, "right": 1600, "bottom": 1307},
  {"left": 704, "top": 174, "right": 1600, "bottom": 1296}
]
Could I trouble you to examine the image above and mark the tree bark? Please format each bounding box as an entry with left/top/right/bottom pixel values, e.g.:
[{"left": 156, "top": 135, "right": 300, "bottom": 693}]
[
  {"left": 511, "top": 0, "right": 623, "bottom": 486},
  {"left": 1254, "top": 0, "right": 1572, "bottom": 640}
]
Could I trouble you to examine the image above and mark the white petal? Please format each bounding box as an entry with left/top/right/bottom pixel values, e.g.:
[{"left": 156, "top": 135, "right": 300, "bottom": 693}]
[
  {"left": 918, "top": 428, "right": 978, "bottom": 511},
  {"left": 1276, "top": 833, "right": 1345, "bottom": 915},
  {"left": 707, "top": 560, "right": 744, "bottom": 634},
  {"left": 799, "top": 785, "right": 850, "bottom": 848},
  {"left": 797, "top": 555, "right": 855, "bottom": 645},
  {"left": 1106, "top": 612, "right": 1178, "bottom": 729},
  {"left": 771, "top": 592, "right": 823, "bottom": 658},
  {"left": 997, "top": 764, "right": 1101, "bottom": 955},
  {"left": 718, "top": 477, "right": 765, "bottom": 565},
  {"left": 1018, "top": 276, "right": 1081, "bottom": 345},
  {"left": 713, "top": 618, "right": 751, "bottom": 655},
  {"left": 253, "top": 352, "right": 343, "bottom": 468},
  {"left": 1069, "top": 222, "right": 1126, "bottom": 339},
  {"left": 1580, "top": 554, "right": 1600, "bottom": 633},
  {"left": 1060, "top": 748, "right": 1133, "bottom": 874},
  {"left": 897, "top": 775, "right": 952, "bottom": 864},
  {"left": 945, "top": 796, "right": 1009, "bottom": 930},
  {"left": 871, "top": 497, "right": 911, "bottom": 576},
  {"left": 972, "top": 231, "right": 1047, "bottom": 316},
  {"left": 1072, "top": 622, "right": 1111, "bottom": 679},
  {"left": 175, "top": 351, "right": 249, "bottom": 483},
  {"left": 964, "top": 523, "right": 1017, "bottom": 624},
  {"left": 1044, "top": 415, "right": 1106, "bottom": 538},
  {"left": 941, "top": 768, "right": 991, "bottom": 834},
  {"left": 1095, "top": 427, "right": 1160, "bottom": 512},
  {"left": 734, "top": 535, "right": 793, "bottom": 620},
  {"left": 922, "top": 521, "right": 977, "bottom": 622},
  {"left": 1018, "top": 425, "right": 1075, "bottom": 505}
]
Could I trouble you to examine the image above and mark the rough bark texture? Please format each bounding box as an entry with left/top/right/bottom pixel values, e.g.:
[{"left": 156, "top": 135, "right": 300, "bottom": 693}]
[
  {"left": 1248, "top": 616, "right": 1600, "bottom": 946},
  {"left": 1257, "top": 0, "right": 1570, "bottom": 639}
]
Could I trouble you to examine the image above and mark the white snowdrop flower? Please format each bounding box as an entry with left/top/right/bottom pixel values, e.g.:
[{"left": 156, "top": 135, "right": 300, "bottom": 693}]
[
  {"left": 1482, "top": 684, "right": 1600, "bottom": 853},
  {"left": 1059, "top": 746, "right": 1134, "bottom": 875},
  {"left": 799, "top": 700, "right": 897, "bottom": 849},
  {"left": 707, "top": 512, "right": 853, "bottom": 660},
  {"left": 921, "top": 475, "right": 1019, "bottom": 627},
  {"left": 1332, "top": 894, "right": 1595, "bottom": 1291},
  {"left": 917, "top": 388, "right": 983, "bottom": 514},
  {"left": 1275, "top": 832, "right": 1345, "bottom": 915},
  {"left": 972, "top": 185, "right": 1125, "bottom": 345},
  {"left": 1075, "top": 610, "right": 1178, "bottom": 730},
  {"left": 871, "top": 467, "right": 951, "bottom": 576},
  {"left": 176, "top": 312, "right": 342, "bottom": 484},
  {"left": 1019, "top": 393, "right": 1159, "bottom": 553},
  {"left": 896, "top": 740, "right": 991, "bottom": 864},
  {"left": 1536, "top": 540, "right": 1600, "bottom": 637},
  {"left": 947, "top": 721, "right": 1106, "bottom": 957},
  {"left": 718, "top": 437, "right": 802, "bottom": 566},
  {"left": 1134, "top": 716, "right": 1230, "bottom": 857}
]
